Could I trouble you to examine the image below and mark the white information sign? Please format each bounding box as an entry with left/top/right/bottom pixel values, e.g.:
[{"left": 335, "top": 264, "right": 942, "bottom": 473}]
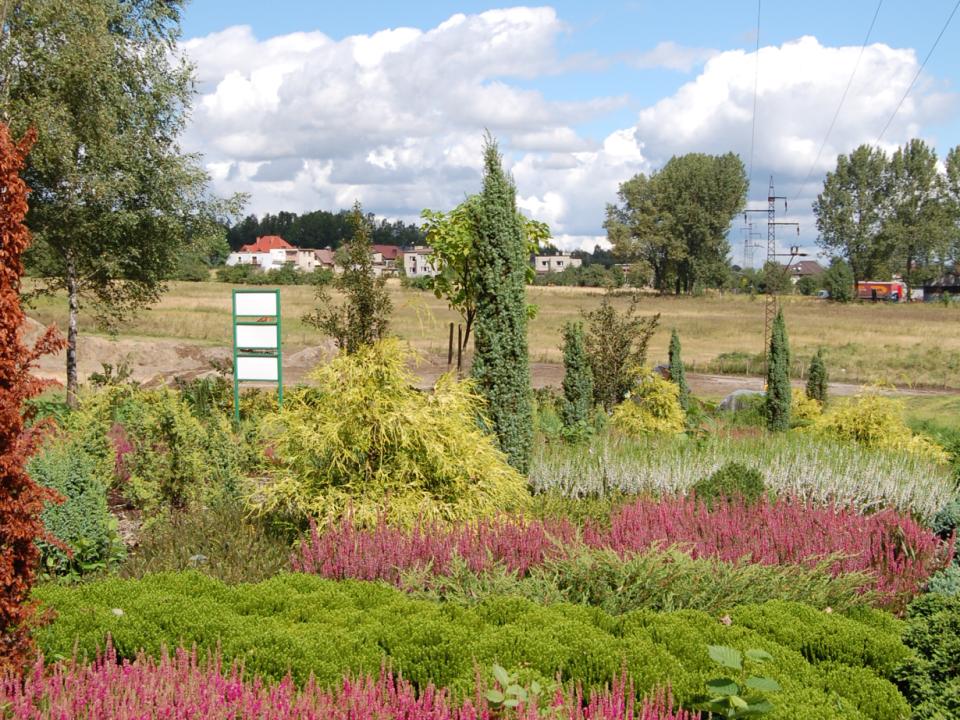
[
  {"left": 236, "top": 324, "right": 279, "bottom": 349},
  {"left": 234, "top": 292, "right": 278, "bottom": 317},
  {"left": 236, "top": 356, "right": 280, "bottom": 381}
]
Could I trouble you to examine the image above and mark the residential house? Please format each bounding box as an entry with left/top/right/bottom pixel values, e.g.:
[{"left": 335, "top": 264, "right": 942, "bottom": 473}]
[
  {"left": 533, "top": 252, "right": 583, "bottom": 274},
  {"left": 226, "top": 235, "right": 317, "bottom": 272},
  {"left": 402, "top": 246, "right": 439, "bottom": 278},
  {"left": 783, "top": 260, "right": 824, "bottom": 285}
]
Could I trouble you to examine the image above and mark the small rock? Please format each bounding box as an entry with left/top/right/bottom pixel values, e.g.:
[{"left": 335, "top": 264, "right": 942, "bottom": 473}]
[{"left": 718, "top": 389, "right": 765, "bottom": 412}]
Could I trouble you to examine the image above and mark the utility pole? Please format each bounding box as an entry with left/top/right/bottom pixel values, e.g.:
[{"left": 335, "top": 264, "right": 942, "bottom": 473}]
[
  {"left": 741, "top": 221, "right": 763, "bottom": 269},
  {"left": 744, "top": 176, "right": 801, "bottom": 370}
]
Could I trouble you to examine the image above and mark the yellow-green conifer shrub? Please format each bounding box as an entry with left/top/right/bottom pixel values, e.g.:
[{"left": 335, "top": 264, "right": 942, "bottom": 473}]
[
  {"left": 255, "top": 339, "right": 530, "bottom": 527},
  {"left": 791, "top": 388, "right": 822, "bottom": 424},
  {"left": 610, "top": 369, "right": 685, "bottom": 437},
  {"left": 810, "top": 388, "right": 947, "bottom": 463}
]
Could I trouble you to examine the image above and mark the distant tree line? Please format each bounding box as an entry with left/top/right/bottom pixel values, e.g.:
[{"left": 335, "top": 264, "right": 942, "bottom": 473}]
[
  {"left": 814, "top": 139, "right": 960, "bottom": 292},
  {"left": 227, "top": 209, "right": 425, "bottom": 251}
]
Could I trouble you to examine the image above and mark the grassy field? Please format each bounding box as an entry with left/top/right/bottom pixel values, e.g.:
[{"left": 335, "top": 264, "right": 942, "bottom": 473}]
[{"left": 24, "top": 280, "right": 960, "bottom": 389}]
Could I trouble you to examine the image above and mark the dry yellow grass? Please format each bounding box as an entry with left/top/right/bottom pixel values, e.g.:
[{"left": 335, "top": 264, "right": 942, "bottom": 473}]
[{"left": 23, "top": 280, "right": 960, "bottom": 388}]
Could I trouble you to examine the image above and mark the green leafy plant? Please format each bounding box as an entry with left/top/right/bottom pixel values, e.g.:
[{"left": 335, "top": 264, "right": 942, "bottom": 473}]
[
  {"left": 694, "top": 645, "right": 779, "bottom": 718},
  {"left": 485, "top": 664, "right": 543, "bottom": 714},
  {"left": 692, "top": 462, "right": 766, "bottom": 508}
]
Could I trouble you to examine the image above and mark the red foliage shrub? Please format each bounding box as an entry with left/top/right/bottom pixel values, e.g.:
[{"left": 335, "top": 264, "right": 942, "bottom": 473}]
[
  {"left": 293, "top": 497, "right": 952, "bottom": 609},
  {"left": 1, "top": 645, "right": 696, "bottom": 719},
  {"left": 0, "top": 124, "right": 64, "bottom": 671}
]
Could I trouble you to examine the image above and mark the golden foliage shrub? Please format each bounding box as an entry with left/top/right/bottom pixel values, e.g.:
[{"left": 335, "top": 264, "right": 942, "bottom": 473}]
[
  {"left": 254, "top": 339, "right": 530, "bottom": 526},
  {"left": 610, "top": 369, "right": 685, "bottom": 437},
  {"left": 810, "top": 388, "right": 947, "bottom": 463},
  {"left": 791, "top": 388, "right": 822, "bottom": 424}
]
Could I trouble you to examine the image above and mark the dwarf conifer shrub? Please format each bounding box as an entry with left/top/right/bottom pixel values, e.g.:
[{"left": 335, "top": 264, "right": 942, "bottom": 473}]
[
  {"left": 805, "top": 348, "right": 828, "bottom": 404},
  {"left": 894, "top": 591, "right": 960, "bottom": 719},
  {"left": 560, "top": 321, "right": 593, "bottom": 437},
  {"left": 765, "top": 309, "right": 791, "bottom": 432},
  {"left": 610, "top": 369, "right": 685, "bottom": 437},
  {"left": 668, "top": 329, "right": 689, "bottom": 412},
  {"left": 256, "top": 339, "right": 529, "bottom": 527},
  {"left": 692, "top": 462, "right": 766, "bottom": 508}
]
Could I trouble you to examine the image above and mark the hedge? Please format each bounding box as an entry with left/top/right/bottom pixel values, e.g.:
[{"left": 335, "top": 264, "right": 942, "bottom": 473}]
[{"left": 34, "top": 572, "right": 912, "bottom": 720}]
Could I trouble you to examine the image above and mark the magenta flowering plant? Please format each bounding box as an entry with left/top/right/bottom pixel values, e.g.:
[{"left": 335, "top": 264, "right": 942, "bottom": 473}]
[{"left": 0, "top": 644, "right": 698, "bottom": 720}]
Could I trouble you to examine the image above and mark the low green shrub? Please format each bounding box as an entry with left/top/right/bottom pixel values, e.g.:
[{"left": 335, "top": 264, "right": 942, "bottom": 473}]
[
  {"left": 692, "top": 462, "right": 766, "bottom": 508},
  {"left": 931, "top": 496, "right": 960, "bottom": 541},
  {"left": 119, "top": 501, "right": 292, "bottom": 584},
  {"left": 927, "top": 565, "right": 960, "bottom": 595},
  {"left": 402, "top": 547, "right": 877, "bottom": 615},
  {"left": 895, "top": 591, "right": 960, "bottom": 719},
  {"left": 29, "top": 435, "right": 123, "bottom": 578},
  {"left": 610, "top": 369, "right": 685, "bottom": 437},
  {"left": 34, "top": 572, "right": 911, "bottom": 719}
]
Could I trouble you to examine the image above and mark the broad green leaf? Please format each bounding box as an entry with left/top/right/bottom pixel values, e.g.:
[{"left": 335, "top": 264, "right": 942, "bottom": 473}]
[
  {"left": 485, "top": 689, "right": 504, "bottom": 704},
  {"left": 745, "top": 649, "right": 774, "bottom": 663},
  {"left": 730, "top": 695, "right": 749, "bottom": 709},
  {"left": 745, "top": 676, "right": 781, "bottom": 693},
  {"left": 492, "top": 665, "right": 510, "bottom": 687},
  {"left": 530, "top": 681, "right": 542, "bottom": 695},
  {"left": 709, "top": 645, "right": 743, "bottom": 670},
  {"left": 745, "top": 699, "right": 775, "bottom": 715},
  {"left": 706, "top": 678, "right": 740, "bottom": 696},
  {"left": 503, "top": 698, "right": 520, "bottom": 708}
]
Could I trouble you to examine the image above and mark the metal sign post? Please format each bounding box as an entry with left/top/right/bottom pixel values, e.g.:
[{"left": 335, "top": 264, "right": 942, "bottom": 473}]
[{"left": 232, "top": 289, "right": 283, "bottom": 422}]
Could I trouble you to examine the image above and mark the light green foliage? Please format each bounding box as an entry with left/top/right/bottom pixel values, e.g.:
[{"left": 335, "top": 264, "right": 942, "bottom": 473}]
[
  {"left": 470, "top": 135, "right": 533, "bottom": 473},
  {"left": 485, "top": 664, "right": 544, "bottom": 712},
  {"left": 67, "top": 385, "right": 244, "bottom": 511},
  {"left": 605, "top": 153, "right": 748, "bottom": 293},
  {"left": 35, "top": 573, "right": 910, "bottom": 717},
  {"left": 611, "top": 369, "right": 685, "bottom": 437},
  {"left": 527, "top": 433, "right": 953, "bottom": 521},
  {"left": 583, "top": 294, "right": 660, "bottom": 411},
  {"left": 420, "top": 195, "right": 549, "bottom": 347},
  {"left": 255, "top": 339, "right": 529, "bottom": 527},
  {"left": 303, "top": 201, "right": 392, "bottom": 353},
  {"left": 810, "top": 389, "right": 949, "bottom": 463},
  {"left": 692, "top": 462, "right": 766, "bottom": 508},
  {"left": 894, "top": 591, "right": 960, "bottom": 719},
  {"left": 790, "top": 388, "right": 822, "bottom": 425},
  {"left": 403, "top": 547, "right": 877, "bottom": 615},
  {"left": 119, "top": 500, "right": 291, "bottom": 584},
  {"left": 927, "top": 565, "right": 960, "bottom": 596},
  {"left": 821, "top": 258, "right": 855, "bottom": 303},
  {"left": 560, "top": 322, "right": 594, "bottom": 437},
  {"left": 28, "top": 435, "right": 123, "bottom": 578},
  {"left": 765, "top": 309, "right": 791, "bottom": 432},
  {"left": 805, "top": 348, "right": 828, "bottom": 404},
  {"left": 694, "top": 646, "right": 778, "bottom": 718},
  {"left": 668, "top": 329, "right": 690, "bottom": 412}
]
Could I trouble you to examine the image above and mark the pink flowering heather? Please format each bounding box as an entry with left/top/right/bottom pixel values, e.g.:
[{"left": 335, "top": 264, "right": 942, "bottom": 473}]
[
  {"left": 0, "top": 646, "right": 697, "bottom": 720},
  {"left": 293, "top": 498, "right": 953, "bottom": 606},
  {"left": 589, "top": 496, "right": 954, "bottom": 605},
  {"left": 292, "top": 515, "right": 578, "bottom": 584}
]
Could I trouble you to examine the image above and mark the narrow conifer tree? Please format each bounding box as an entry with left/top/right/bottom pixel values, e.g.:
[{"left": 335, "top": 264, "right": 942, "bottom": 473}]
[
  {"left": 561, "top": 322, "right": 593, "bottom": 432},
  {"left": 765, "top": 308, "right": 792, "bottom": 431},
  {"left": 668, "top": 328, "right": 690, "bottom": 412},
  {"left": 806, "top": 348, "right": 828, "bottom": 404},
  {"left": 471, "top": 134, "right": 533, "bottom": 472}
]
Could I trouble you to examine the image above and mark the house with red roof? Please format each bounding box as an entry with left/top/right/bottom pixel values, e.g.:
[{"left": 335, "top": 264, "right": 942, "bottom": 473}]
[{"left": 226, "top": 235, "right": 318, "bottom": 273}]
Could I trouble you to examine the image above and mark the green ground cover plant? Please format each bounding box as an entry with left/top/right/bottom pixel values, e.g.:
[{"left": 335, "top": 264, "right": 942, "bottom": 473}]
[
  {"left": 528, "top": 432, "right": 954, "bottom": 521},
  {"left": 34, "top": 571, "right": 910, "bottom": 719},
  {"left": 691, "top": 462, "right": 767, "bottom": 508},
  {"left": 894, "top": 591, "right": 960, "bottom": 719}
]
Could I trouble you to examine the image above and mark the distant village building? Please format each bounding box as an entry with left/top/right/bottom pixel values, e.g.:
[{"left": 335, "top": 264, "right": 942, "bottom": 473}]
[
  {"left": 402, "top": 246, "right": 439, "bottom": 278},
  {"left": 783, "top": 260, "right": 824, "bottom": 285},
  {"left": 923, "top": 272, "right": 960, "bottom": 302},
  {"left": 533, "top": 252, "right": 582, "bottom": 274},
  {"left": 225, "top": 235, "right": 318, "bottom": 272}
]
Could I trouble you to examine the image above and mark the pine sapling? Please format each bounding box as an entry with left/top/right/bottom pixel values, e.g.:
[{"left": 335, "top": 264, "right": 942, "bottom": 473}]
[{"left": 805, "top": 348, "right": 828, "bottom": 405}]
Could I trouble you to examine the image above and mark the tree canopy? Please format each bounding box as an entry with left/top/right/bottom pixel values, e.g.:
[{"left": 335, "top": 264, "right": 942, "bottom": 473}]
[{"left": 227, "top": 209, "right": 425, "bottom": 251}]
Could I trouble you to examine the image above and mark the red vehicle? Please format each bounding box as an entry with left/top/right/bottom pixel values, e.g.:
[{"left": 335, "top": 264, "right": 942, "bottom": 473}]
[{"left": 856, "top": 280, "right": 906, "bottom": 302}]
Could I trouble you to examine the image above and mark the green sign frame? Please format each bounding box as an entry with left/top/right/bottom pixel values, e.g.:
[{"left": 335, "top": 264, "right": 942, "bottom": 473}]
[{"left": 232, "top": 288, "right": 283, "bottom": 421}]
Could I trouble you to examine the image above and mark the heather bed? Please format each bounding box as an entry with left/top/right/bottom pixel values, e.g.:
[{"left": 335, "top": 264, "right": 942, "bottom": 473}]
[{"left": 34, "top": 571, "right": 911, "bottom": 720}]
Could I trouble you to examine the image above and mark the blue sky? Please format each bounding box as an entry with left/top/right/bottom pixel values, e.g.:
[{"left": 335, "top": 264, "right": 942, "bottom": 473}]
[{"left": 179, "top": 1, "right": 960, "bottom": 260}]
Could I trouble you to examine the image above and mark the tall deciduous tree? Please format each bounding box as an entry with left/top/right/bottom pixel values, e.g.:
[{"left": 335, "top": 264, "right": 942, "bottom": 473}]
[
  {"left": 606, "top": 153, "right": 747, "bottom": 294},
  {"left": 813, "top": 145, "right": 889, "bottom": 283},
  {"left": 420, "top": 197, "right": 549, "bottom": 348},
  {"left": 765, "top": 308, "right": 791, "bottom": 432},
  {"left": 303, "top": 201, "right": 391, "bottom": 354},
  {"left": 471, "top": 134, "right": 532, "bottom": 473},
  {"left": 0, "top": 124, "right": 64, "bottom": 670},
  {"left": 1, "top": 0, "right": 224, "bottom": 406}
]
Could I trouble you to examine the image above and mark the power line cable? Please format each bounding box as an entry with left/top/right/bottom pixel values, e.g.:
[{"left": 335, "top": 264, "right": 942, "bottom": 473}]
[
  {"left": 747, "top": 0, "right": 761, "bottom": 186},
  {"left": 792, "top": 0, "right": 883, "bottom": 201},
  {"left": 874, "top": 0, "right": 960, "bottom": 146}
]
